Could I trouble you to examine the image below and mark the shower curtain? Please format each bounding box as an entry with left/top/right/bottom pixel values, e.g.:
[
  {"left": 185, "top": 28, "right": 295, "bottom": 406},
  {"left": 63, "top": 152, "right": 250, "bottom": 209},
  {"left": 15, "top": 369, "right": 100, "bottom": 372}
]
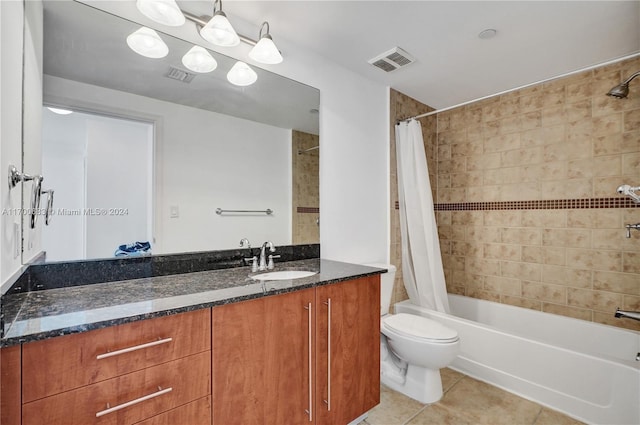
[{"left": 395, "top": 119, "right": 450, "bottom": 313}]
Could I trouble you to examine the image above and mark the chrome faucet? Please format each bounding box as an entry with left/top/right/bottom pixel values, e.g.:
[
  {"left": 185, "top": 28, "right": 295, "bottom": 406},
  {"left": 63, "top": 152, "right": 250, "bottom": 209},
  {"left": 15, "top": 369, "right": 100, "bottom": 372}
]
[
  {"left": 615, "top": 308, "right": 640, "bottom": 321},
  {"left": 258, "top": 241, "right": 275, "bottom": 271}
]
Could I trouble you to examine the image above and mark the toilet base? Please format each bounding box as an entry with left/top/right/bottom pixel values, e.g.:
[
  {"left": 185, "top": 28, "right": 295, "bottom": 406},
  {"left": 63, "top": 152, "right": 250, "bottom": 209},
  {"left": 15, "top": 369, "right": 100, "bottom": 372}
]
[{"left": 381, "top": 362, "right": 444, "bottom": 404}]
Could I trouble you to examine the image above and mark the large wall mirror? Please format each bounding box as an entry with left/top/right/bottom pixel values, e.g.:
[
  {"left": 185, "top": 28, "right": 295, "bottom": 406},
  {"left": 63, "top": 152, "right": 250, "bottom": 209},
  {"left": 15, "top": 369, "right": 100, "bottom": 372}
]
[{"left": 25, "top": 0, "right": 319, "bottom": 262}]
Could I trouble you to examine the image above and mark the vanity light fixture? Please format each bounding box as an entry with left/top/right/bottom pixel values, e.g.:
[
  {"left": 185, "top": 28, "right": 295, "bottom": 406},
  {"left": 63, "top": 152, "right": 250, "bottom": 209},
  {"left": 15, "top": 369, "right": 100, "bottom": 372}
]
[
  {"left": 227, "top": 61, "right": 258, "bottom": 86},
  {"left": 248, "top": 22, "right": 283, "bottom": 65},
  {"left": 126, "top": 27, "right": 169, "bottom": 58},
  {"left": 182, "top": 45, "right": 218, "bottom": 73},
  {"left": 199, "top": 0, "right": 240, "bottom": 47},
  {"left": 136, "top": 0, "right": 185, "bottom": 27}
]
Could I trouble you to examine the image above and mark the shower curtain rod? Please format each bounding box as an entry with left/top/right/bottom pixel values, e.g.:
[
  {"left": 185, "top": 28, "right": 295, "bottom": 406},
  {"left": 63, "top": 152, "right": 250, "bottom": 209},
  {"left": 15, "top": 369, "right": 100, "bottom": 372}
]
[{"left": 397, "top": 52, "right": 640, "bottom": 125}]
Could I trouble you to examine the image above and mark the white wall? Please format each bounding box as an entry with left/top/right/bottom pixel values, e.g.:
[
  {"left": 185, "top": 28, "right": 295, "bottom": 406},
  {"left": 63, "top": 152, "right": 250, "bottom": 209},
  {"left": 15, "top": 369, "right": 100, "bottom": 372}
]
[
  {"left": 80, "top": 1, "right": 390, "bottom": 265},
  {"left": 264, "top": 34, "right": 390, "bottom": 265},
  {"left": 42, "top": 108, "right": 87, "bottom": 261},
  {"left": 45, "top": 76, "right": 292, "bottom": 255},
  {"left": 41, "top": 110, "right": 86, "bottom": 261},
  {"left": 1, "top": 0, "right": 25, "bottom": 293}
]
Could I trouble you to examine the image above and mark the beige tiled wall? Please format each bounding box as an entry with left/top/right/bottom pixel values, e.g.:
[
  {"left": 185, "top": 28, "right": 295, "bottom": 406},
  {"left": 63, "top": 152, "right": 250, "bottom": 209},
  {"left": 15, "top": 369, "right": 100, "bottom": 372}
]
[
  {"left": 292, "top": 130, "right": 320, "bottom": 244},
  {"left": 436, "top": 56, "right": 640, "bottom": 332},
  {"left": 391, "top": 57, "right": 640, "bottom": 332}
]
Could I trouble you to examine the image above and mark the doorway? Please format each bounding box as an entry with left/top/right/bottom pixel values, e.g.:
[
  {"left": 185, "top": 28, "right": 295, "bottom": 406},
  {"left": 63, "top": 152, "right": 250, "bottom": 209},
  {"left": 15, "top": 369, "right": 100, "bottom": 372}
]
[{"left": 41, "top": 107, "right": 153, "bottom": 261}]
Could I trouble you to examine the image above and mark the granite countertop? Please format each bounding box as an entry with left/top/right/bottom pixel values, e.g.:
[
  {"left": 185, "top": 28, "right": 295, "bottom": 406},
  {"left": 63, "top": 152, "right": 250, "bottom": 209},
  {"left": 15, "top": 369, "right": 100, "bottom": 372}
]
[{"left": 0, "top": 259, "right": 384, "bottom": 347}]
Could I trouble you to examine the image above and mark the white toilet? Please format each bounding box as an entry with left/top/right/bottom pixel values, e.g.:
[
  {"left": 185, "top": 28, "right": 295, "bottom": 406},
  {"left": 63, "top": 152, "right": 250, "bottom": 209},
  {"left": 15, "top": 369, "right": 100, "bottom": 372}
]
[{"left": 368, "top": 263, "right": 460, "bottom": 404}]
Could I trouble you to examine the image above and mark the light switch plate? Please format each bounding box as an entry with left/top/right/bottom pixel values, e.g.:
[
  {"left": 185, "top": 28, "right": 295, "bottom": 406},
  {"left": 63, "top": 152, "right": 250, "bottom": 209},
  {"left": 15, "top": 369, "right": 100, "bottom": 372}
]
[{"left": 170, "top": 205, "right": 179, "bottom": 218}]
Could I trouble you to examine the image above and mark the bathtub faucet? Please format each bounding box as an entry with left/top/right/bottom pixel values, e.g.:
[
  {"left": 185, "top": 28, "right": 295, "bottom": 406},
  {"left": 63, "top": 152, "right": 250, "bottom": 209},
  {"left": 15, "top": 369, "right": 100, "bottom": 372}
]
[
  {"left": 614, "top": 308, "right": 640, "bottom": 321},
  {"left": 625, "top": 223, "right": 640, "bottom": 238}
]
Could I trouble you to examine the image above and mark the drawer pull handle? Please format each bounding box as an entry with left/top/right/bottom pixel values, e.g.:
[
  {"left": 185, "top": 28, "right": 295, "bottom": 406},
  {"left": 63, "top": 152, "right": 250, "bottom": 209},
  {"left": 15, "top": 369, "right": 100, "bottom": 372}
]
[
  {"left": 96, "top": 337, "right": 173, "bottom": 360},
  {"left": 323, "top": 298, "right": 332, "bottom": 411},
  {"left": 96, "top": 386, "right": 172, "bottom": 417},
  {"left": 304, "top": 302, "right": 312, "bottom": 421}
]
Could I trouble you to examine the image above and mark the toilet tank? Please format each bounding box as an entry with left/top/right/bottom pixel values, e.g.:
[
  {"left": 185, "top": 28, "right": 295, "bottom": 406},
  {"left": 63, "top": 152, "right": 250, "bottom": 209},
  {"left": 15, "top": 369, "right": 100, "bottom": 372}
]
[{"left": 364, "top": 263, "right": 396, "bottom": 316}]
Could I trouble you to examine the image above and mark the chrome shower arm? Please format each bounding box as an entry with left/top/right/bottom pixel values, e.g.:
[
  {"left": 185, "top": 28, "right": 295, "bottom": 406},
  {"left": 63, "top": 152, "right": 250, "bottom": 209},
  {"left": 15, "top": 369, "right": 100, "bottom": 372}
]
[{"left": 622, "top": 70, "right": 640, "bottom": 85}]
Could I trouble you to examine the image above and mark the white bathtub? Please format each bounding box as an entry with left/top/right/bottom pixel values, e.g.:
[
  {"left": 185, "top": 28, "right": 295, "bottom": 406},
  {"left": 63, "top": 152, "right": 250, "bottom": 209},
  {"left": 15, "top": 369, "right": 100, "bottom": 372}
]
[{"left": 395, "top": 294, "right": 640, "bottom": 425}]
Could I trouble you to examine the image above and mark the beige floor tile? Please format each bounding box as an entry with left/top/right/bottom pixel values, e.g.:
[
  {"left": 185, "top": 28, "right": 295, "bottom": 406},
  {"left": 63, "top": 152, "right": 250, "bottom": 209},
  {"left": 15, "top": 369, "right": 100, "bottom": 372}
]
[
  {"left": 367, "top": 384, "right": 426, "bottom": 425},
  {"left": 439, "top": 377, "right": 542, "bottom": 425},
  {"left": 406, "top": 404, "right": 476, "bottom": 425},
  {"left": 534, "top": 408, "right": 585, "bottom": 425},
  {"left": 441, "top": 368, "right": 465, "bottom": 393}
]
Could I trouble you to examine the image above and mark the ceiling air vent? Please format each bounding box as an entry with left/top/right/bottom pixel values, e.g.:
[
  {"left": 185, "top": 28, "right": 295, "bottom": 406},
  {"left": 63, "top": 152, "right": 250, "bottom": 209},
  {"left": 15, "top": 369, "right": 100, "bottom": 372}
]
[
  {"left": 165, "top": 66, "right": 196, "bottom": 83},
  {"left": 368, "top": 47, "right": 415, "bottom": 73}
]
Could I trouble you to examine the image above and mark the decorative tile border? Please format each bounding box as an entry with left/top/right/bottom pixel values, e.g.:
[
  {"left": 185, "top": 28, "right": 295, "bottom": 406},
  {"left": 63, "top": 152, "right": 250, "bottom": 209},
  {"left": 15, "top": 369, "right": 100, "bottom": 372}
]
[
  {"left": 394, "top": 198, "right": 640, "bottom": 211},
  {"left": 297, "top": 207, "right": 319, "bottom": 213}
]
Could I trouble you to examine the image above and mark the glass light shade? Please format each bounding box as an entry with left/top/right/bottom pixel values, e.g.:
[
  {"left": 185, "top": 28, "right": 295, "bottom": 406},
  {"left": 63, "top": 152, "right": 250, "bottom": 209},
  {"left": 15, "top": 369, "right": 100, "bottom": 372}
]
[
  {"left": 248, "top": 36, "right": 283, "bottom": 64},
  {"left": 126, "top": 27, "right": 169, "bottom": 59},
  {"left": 200, "top": 13, "right": 240, "bottom": 47},
  {"left": 47, "top": 107, "right": 73, "bottom": 115},
  {"left": 227, "top": 61, "right": 258, "bottom": 86},
  {"left": 136, "top": 0, "right": 185, "bottom": 27},
  {"left": 182, "top": 46, "right": 218, "bottom": 73}
]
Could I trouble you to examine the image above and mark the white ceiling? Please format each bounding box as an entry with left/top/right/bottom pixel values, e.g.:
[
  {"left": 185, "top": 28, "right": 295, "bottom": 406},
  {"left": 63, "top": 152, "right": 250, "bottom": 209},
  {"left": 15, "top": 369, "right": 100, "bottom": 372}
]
[{"left": 199, "top": 0, "right": 640, "bottom": 109}]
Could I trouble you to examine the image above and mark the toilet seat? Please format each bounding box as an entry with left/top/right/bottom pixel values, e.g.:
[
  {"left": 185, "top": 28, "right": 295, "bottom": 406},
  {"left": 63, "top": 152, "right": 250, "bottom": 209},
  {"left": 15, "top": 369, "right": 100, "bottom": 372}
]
[{"left": 382, "top": 313, "right": 459, "bottom": 343}]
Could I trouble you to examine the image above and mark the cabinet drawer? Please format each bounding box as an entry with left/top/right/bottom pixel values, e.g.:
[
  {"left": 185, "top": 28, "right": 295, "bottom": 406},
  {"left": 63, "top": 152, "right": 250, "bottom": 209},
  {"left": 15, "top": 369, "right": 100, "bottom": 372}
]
[
  {"left": 22, "top": 351, "right": 210, "bottom": 425},
  {"left": 133, "top": 396, "right": 211, "bottom": 425},
  {"left": 22, "top": 309, "right": 211, "bottom": 403}
]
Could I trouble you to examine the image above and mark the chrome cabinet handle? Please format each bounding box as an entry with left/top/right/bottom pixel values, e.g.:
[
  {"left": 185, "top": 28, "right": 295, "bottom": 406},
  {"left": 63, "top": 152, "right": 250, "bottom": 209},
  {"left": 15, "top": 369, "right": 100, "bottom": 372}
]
[
  {"left": 323, "top": 298, "right": 331, "bottom": 411},
  {"left": 96, "top": 337, "right": 173, "bottom": 360},
  {"left": 29, "top": 175, "right": 43, "bottom": 229},
  {"left": 304, "top": 302, "right": 312, "bottom": 421},
  {"left": 42, "top": 189, "right": 54, "bottom": 225},
  {"left": 96, "top": 386, "right": 172, "bottom": 417}
]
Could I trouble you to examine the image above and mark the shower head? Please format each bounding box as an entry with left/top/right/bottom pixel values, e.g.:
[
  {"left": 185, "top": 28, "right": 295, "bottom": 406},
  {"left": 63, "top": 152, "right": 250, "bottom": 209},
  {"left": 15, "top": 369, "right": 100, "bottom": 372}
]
[
  {"left": 607, "top": 83, "right": 629, "bottom": 99},
  {"left": 607, "top": 70, "right": 640, "bottom": 99}
]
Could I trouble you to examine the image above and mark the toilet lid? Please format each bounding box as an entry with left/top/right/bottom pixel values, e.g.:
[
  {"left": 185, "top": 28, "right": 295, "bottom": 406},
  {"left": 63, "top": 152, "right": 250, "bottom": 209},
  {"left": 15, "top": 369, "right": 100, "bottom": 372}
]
[{"left": 383, "top": 313, "right": 458, "bottom": 342}]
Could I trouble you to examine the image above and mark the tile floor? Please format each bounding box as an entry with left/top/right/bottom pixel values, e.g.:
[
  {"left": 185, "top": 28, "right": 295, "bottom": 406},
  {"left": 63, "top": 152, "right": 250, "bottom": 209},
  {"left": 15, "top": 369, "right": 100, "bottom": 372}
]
[{"left": 361, "top": 369, "right": 585, "bottom": 425}]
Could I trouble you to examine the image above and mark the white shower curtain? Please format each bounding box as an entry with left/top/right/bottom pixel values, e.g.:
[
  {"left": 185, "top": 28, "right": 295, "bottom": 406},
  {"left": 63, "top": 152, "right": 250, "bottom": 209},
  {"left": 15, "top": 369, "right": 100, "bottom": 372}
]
[{"left": 395, "top": 119, "right": 450, "bottom": 313}]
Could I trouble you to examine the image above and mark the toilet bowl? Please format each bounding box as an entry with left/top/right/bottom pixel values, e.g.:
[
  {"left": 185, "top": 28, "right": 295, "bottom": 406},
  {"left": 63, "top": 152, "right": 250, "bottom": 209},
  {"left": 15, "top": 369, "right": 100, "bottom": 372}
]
[{"left": 366, "top": 263, "right": 460, "bottom": 404}]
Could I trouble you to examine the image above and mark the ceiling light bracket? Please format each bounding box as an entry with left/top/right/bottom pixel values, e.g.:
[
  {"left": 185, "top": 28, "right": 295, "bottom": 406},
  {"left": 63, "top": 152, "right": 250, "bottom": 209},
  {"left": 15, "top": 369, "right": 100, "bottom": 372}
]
[{"left": 258, "top": 21, "right": 270, "bottom": 40}]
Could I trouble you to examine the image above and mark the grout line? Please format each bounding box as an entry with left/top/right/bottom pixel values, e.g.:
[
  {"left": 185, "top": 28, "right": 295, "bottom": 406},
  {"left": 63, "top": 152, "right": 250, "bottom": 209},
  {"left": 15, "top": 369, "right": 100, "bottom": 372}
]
[
  {"left": 531, "top": 406, "right": 544, "bottom": 425},
  {"left": 401, "top": 373, "right": 468, "bottom": 425},
  {"left": 444, "top": 373, "right": 467, "bottom": 394},
  {"left": 401, "top": 404, "right": 429, "bottom": 425}
]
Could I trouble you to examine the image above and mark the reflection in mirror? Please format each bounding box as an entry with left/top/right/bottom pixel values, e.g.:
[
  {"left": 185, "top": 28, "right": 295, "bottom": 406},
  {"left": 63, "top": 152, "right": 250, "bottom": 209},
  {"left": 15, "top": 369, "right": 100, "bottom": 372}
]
[{"left": 33, "top": 0, "right": 320, "bottom": 262}]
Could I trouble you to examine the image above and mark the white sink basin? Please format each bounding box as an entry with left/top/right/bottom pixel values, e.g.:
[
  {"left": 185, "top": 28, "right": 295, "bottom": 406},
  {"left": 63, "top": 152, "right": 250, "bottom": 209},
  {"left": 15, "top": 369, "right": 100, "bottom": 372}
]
[{"left": 250, "top": 270, "right": 317, "bottom": 281}]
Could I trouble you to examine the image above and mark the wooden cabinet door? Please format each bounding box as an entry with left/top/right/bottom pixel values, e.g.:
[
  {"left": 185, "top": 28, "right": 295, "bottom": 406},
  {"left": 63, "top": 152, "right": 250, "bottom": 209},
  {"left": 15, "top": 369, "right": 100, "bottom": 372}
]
[
  {"left": 212, "top": 288, "right": 315, "bottom": 425},
  {"left": 0, "top": 346, "right": 21, "bottom": 425},
  {"left": 315, "top": 276, "right": 380, "bottom": 425}
]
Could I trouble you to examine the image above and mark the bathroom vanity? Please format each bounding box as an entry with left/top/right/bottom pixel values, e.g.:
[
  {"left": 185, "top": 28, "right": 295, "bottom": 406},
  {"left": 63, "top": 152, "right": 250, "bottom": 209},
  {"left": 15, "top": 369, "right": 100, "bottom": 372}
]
[{"left": 0, "top": 258, "right": 382, "bottom": 425}]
